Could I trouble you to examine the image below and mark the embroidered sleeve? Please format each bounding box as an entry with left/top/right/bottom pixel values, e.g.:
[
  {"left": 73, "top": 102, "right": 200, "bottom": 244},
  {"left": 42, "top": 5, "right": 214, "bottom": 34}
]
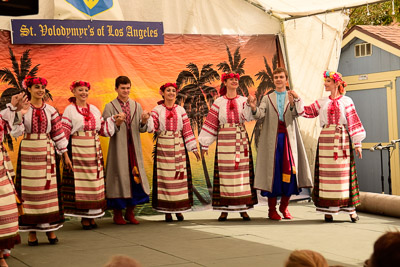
[
  {"left": 147, "top": 109, "right": 159, "bottom": 133},
  {"left": 241, "top": 99, "right": 255, "bottom": 122},
  {"left": 182, "top": 111, "right": 197, "bottom": 152},
  {"left": 295, "top": 98, "right": 320, "bottom": 118},
  {"left": 0, "top": 104, "right": 24, "bottom": 137},
  {"left": 198, "top": 103, "right": 219, "bottom": 150},
  {"left": 61, "top": 114, "right": 72, "bottom": 140},
  {"left": 10, "top": 114, "right": 25, "bottom": 137},
  {"left": 137, "top": 104, "right": 148, "bottom": 133},
  {"left": 345, "top": 99, "right": 366, "bottom": 147},
  {"left": 99, "top": 116, "right": 116, "bottom": 137},
  {"left": 50, "top": 110, "right": 68, "bottom": 153}
]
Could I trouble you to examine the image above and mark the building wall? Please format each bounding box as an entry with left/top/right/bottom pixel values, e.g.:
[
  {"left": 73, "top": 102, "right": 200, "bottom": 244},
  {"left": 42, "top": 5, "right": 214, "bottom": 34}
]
[
  {"left": 338, "top": 36, "right": 400, "bottom": 195},
  {"left": 339, "top": 38, "right": 400, "bottom": 76}
]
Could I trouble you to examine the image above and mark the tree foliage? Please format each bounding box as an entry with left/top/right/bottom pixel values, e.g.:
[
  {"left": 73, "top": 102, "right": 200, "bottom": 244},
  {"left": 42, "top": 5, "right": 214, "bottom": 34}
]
[
  {"left": 217, "top": 46, "right": 254, "bottom": 97},
  {"left": 347, "top": 1, "right": 400, "bottom": 30}
]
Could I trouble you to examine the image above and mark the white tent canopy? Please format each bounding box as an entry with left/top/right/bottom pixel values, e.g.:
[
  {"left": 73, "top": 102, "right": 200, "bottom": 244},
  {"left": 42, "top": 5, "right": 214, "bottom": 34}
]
[
  {"left": 0, "top": 0, "right": 389, "bottom": 163},
  {"left": 249, "top": 0, "right": 389, "bottom": 19}
]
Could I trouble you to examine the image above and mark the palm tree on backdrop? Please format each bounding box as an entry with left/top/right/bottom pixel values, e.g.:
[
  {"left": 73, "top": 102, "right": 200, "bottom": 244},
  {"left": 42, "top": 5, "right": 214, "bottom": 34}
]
[
  {"left": 0, "top": 48, "right": 41, "bottom": 150},
  {"left": 176, "top": 62, "right": 220, "bottom": 204},
  {"left": 251, "top": 54, "right": 279, "bottom": 148},
  {"left": 217, "top": 46, "right": 254, "bottom": 97}
]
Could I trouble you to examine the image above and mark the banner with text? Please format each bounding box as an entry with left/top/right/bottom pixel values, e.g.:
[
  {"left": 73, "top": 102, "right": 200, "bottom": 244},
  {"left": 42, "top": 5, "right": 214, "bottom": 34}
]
[{"left": 11, "top": 19, "right": 164, "bottom": 45}]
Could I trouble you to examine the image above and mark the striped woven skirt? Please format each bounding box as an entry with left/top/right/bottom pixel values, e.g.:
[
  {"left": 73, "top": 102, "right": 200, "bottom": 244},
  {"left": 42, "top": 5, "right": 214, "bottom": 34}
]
[
  {"left": 312, "top": 124, "right": 360, "bottom": 215},
  {"left": 62, "top": 131, "right": 106, "bottom": 218},
  {"left": 15, "top": 133, "right": 64, "bottom": 232},
  {"left": 152, "top": 131, "right": 193, "bottom": 212},
  {"left": 212, "top": 123, "right": 257, "bottom": 212},
  {"left": 0, "top": 145, "right": 20, "bottom": 249}
]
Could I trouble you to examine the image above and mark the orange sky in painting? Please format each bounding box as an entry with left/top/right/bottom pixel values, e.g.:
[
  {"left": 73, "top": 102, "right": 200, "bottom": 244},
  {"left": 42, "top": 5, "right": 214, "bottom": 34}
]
[
  {"left": 0, "top": 32, "right": 278, "bottom": 112},
  {"left": 0, "top": 31, "right": 280, "bottom": 180}
]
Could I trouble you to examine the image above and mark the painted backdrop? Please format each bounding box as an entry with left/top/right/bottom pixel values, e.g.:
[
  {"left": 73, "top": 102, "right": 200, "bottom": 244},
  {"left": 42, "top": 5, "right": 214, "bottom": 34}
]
[{"left": 0, "top": 31, "right": 282, "bottom": 214}]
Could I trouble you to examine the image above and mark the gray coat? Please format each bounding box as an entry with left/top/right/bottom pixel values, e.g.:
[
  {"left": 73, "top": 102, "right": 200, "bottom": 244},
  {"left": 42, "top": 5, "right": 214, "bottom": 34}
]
[
  {"left": 102, "top": 98, "right": 150, "bottom": 198},
  {"left": 253, "top": 93, "right": 313, "bottom": 192}
]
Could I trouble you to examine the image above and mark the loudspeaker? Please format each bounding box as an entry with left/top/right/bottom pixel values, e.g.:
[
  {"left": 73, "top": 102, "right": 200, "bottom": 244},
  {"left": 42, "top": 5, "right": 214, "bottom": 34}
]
[{"left": 0, "top": 0, "right": 39, "bottom": 16}]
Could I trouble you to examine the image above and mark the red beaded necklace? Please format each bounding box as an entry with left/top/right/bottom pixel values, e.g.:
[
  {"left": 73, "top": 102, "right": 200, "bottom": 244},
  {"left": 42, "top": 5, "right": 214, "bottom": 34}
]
[{"left": 74, "top": 103, "right": 91, "bottom": 121}]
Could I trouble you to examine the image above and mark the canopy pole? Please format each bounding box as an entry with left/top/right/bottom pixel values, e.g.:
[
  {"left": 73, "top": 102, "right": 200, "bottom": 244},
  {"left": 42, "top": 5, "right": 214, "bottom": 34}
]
[{"left": 279, "top": 20, "right": 294, "bottom": 90}]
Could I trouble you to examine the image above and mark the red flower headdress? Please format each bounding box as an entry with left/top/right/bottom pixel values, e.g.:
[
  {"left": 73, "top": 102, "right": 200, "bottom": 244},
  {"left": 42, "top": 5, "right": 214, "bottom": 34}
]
[
  {"left": 323, "top": 71, "right": 347, "bottom": 95},
  {"left": 221, "top": 72, "right": 240, "bottom": 83},
  {"left": 158, "top": 82, "right": 178, "bottom": 105},
  {"left": 159, "top": 82, "right": 178, "bottom": 94},
  {"left": 68, "top": 80, "right": 91, "bottom": 103},
  {"left": 70, "top": 80, "right": 91, "bottom": 92},
  {"left": 22, "top": 76, "right": 48, "bottom": 90},
  {"left": 219, "top": 72, "right": 240, "bottom": 96}
]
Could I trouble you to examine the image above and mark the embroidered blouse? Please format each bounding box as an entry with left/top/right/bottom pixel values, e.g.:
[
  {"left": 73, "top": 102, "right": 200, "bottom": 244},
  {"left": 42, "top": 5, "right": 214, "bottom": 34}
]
[
  {"left": 16, "top": 103, "right": 68, "bottom": 153},
  {"left": 118, "top": 98, "right": 131, "bottom": 129},
  {"left": 147, "top": 104, "right": 197, "bottom": 152},
  {"left": 62, "top": 103, "right": 116, "bottom": 139},
  {"left": 295, "top": 95, "right": 366, "bottom": 147},
  {"left": 198, "top": 95, "right": 253, "bottom": 150}
]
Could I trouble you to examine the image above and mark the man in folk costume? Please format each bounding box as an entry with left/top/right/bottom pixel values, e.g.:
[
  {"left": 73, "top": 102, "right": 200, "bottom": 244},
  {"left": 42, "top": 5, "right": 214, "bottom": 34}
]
[
  {"left": 103, "top": 76, "right": 150, "bottom": 225},
  {"left": 248, "top": 68, "right": 313, "bottom": 220}
]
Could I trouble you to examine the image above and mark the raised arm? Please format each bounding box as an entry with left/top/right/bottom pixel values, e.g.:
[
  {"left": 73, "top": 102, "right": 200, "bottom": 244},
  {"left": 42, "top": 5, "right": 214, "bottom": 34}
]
[
  {"left": 241, "top": 98, "right": 255, "bottom": 122},
  {"left": 99, "top": 116, "right": 116, "bottom": 137},
  {"left": 147, "top": 108, "right": 159, "bottom": 133},
  {"left": 252, "top": 95, "right": 269, "bottom": 120},
  {"left": 294, "top": 98, "right": 320, "bottom": 119}
]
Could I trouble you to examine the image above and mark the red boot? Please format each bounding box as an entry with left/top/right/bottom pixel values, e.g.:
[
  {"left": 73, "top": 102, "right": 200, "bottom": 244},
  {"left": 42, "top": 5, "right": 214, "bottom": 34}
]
[
  {"left": 279, "top": 196, "right": 293, "bottom": 219},
  {"left": 268, "top": 197, "right": 281, "bottom": 220},
  {"left": 113, "top": 209, "right": 126, "bottom": 225},
  {"left": 125, "top": 206, "right": 140, "bottom": 225}
]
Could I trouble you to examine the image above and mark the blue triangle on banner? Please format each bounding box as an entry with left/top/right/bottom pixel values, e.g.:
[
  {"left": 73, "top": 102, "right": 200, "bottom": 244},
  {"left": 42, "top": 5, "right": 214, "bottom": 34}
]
[{"left": 65, "top": 0, "right": 114, "bottom": 17}]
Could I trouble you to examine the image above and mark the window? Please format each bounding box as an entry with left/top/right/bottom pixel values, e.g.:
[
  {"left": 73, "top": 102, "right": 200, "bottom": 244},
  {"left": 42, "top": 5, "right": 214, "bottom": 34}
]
[{"left": 355, "top": 43, "right": 372, "bottom": 57}]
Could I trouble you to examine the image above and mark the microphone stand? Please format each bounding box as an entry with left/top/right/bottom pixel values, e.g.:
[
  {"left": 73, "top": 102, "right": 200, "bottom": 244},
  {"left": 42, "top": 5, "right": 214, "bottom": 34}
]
[
  {"left": 380, "top": 143, "right": 395, "bottom": 195},
  {"left": 380, "top": 149, "right": 384, "bottom": 194},
  {"left": 370, "top": 143, "right": 384, "bottom": 193},
  {"left": 387, "top": 147, "right": 392, "bottom": 195}
]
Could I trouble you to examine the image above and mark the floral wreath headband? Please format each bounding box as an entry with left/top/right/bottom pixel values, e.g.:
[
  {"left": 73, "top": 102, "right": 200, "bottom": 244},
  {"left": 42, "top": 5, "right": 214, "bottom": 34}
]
[
  {"left": 22, "top": 76, "right": 48, "bottom": 90},
  {"left": 221, "top": 72, "right": 240, "bottom": 83},
  {"left": 159, "top": 82, "right": 178, "bottom": 95},
  {"left": 70, "top": 80, "right": 91, "bottom": 92},
  {"left": 323, "top": 71, "right": 347, "bottom": 87}
]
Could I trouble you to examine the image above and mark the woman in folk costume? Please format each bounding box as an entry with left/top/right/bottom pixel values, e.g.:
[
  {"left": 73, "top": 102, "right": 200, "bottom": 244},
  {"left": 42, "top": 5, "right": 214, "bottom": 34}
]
[
  {"left": 14, "top": 76, "right": 72, "bottom": 246},
  {"left": 147, "top": 83, "right": 200, "bottom": 222},
  {"left": 249, "top": 68, "right": 313, "bottom": 221},
  {"left": 61, "top": 81, "right": 124, "bottom": 230},
  {"left": 290, "top": 71, "right": 365, "bottom": 222},
  {"left": 199, "top": 73, "right": 258, "bottom": 221},
  {"left": 0, "top": 90, "right": 27, "bottom": 267}
]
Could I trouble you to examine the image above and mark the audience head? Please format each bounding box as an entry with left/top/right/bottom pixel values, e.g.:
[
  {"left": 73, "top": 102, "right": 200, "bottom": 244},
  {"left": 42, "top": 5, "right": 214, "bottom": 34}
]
[
  {"left": 285, "top": 250, "right": 329, "bottom": 267},
  {"left": 367, "top": 231, "right": 400, "bottom": 267},
  {"left": 104, "top": 255, "right": 141, "bottom": 267}
]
